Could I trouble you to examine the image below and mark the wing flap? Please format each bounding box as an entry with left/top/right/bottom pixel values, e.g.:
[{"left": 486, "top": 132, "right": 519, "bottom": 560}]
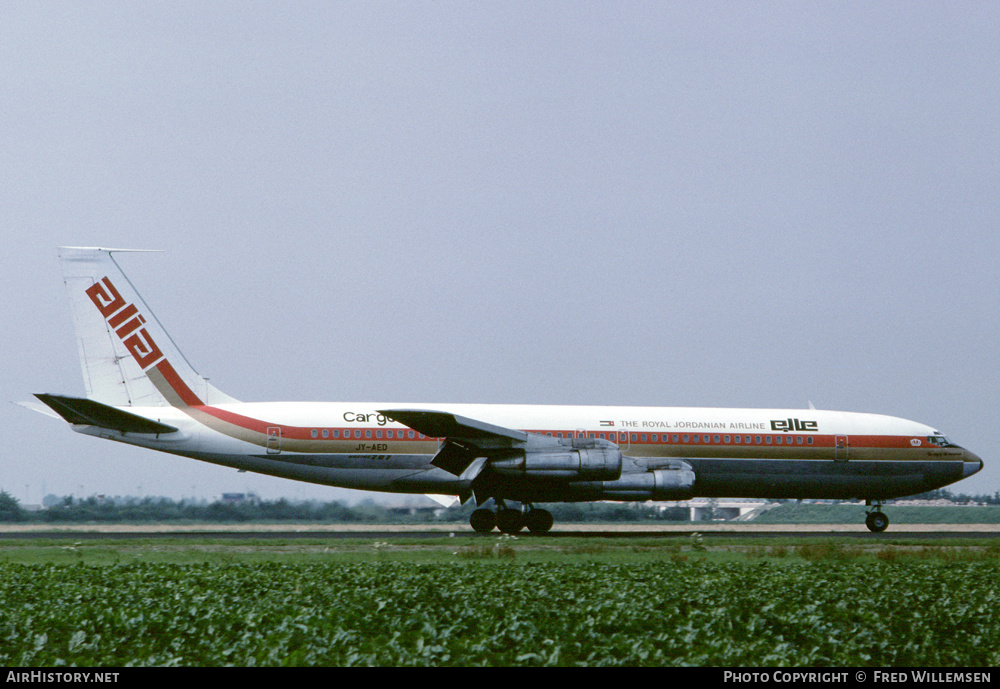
[{"left": 34, "top": 393, "right": 178, "bottom": 434}]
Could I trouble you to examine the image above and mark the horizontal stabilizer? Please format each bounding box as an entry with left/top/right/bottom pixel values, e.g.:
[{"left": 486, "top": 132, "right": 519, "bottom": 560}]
[{"left": 34, "top": 394, "right": 178, "bottom": 434}]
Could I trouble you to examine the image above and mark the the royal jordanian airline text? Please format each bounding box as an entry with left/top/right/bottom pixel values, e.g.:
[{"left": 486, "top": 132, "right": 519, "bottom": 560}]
[{"left": 616, "top": 418, "right": 818, "bottom": 432}]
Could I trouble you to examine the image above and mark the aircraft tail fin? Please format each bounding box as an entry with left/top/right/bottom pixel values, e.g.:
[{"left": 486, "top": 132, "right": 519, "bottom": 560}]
[{"left": 57, "top": 247, "right": 238, "bottom": 407}]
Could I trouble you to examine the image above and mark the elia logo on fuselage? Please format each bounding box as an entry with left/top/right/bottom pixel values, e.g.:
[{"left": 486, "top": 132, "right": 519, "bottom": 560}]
[
  {"left": 86, "top": 277, "right": 164, "bottom": 370},
  {"left": 771, "top": 418, "right": 819, "bottom": 433}
]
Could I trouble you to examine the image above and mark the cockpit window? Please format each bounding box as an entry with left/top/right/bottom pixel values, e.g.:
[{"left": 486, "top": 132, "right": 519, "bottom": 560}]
[{"left": 927, "top": 435, "right": 952, "bottom": 447}]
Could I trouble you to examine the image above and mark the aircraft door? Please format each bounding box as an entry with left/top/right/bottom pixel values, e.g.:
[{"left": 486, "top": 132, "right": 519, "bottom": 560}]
[
  {"left": 835, "top": 435, "right": 848, "bottom": 462},
  {"left": 267, "top": 427, "right": 281, "bottom": 455}
]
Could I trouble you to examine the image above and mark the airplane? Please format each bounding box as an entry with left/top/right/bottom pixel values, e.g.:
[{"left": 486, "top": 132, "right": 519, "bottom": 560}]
[{"left": 27, "top": 247, "right": 983, "bottom": 534}]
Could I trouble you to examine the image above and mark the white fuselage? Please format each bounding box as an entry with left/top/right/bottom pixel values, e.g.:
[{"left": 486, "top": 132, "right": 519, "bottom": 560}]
[{"left": 73, "top": 400, "right": 982, "bottom": 503}]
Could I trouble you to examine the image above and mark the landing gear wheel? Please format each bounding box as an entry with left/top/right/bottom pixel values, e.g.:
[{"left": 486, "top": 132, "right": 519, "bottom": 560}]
[
  {"left": 470, "top": 508, "right": 496, "bottom": 533},
  {"left": 496, "top": 508, "right": 525, "bottom": 534},
  {"left": 525, "top": 509, "right": 554, "bottom": 533},
  {"left": 866, "top": 511, "right": 889, "bottom": 533}
]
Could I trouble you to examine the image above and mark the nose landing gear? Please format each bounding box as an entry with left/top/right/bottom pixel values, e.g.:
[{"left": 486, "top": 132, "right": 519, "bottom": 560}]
[{"left": 865, "top": 501, "right": 889, "bottom": 533}]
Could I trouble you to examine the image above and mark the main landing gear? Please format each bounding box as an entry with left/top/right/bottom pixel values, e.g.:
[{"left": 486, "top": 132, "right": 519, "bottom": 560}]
[
  {"left": 470, "top": 502, "right": 554, "bottom": 534},
  {"left": 865, "top": 500, "right": 890, "bottom": 533}
]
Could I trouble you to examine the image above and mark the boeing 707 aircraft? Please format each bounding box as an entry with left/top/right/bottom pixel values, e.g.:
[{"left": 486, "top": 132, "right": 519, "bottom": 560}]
[{"left": 29, "top": 247, "right": 983, "bottom": 533}]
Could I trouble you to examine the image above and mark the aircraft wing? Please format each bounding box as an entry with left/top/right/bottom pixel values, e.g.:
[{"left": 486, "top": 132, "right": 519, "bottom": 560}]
[
  {"left": 380, "top": 407, "right": 622, "bottom": 477},
  {"left": 378, "top": 409, "right": 527, "bottom": 443},
  {"left": 379, "top": 409, "right": 529, "bottom": 477},
  {"left": 35, "top": 393, "right": 178, "bottom": 435}
]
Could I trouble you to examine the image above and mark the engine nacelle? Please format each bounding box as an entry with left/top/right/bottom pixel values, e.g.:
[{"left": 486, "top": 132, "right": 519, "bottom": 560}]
[
  {"left": 594, "top": 464, "right": 697, "bottom": 501},
  {"left": 491, "top": 446, "right": 623, "bottom": 481}
]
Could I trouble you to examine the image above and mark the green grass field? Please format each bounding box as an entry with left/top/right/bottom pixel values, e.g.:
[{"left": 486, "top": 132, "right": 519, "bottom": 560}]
[{"left": 1, "top": 535, "right": 999, "bottom": 666}]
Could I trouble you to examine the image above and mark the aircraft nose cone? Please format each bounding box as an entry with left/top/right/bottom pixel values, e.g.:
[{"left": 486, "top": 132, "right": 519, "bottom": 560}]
[{"left": 963, "top": 450, "right": 984, "bottom": 479}]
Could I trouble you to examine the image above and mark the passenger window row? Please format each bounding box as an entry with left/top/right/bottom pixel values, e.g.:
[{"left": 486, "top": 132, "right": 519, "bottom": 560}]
[
  {"left": 309, "top": 429, "right": 424, "bottom": 440},
  {"left": 306, "top": 428, "right": 814, "bottom": 446}
]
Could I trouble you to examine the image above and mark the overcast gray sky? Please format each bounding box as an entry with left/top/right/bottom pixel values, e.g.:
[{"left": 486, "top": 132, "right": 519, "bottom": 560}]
[{"left": 3, "top": 2, "right": 998, "bottom": 505}]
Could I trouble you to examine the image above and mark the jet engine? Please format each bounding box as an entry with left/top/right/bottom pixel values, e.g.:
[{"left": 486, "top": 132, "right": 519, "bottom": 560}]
[
  {"left": 490, "top": 439, "right": 623, "bottom": 481},
  {"left": 578, "top": 460, "right": 697, "bottom": 500}
]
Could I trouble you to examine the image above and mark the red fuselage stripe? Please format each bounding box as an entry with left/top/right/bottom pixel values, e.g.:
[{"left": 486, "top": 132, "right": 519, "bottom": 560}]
[{"left": 152, "top": 360, "right": 940, "bottom": 452}]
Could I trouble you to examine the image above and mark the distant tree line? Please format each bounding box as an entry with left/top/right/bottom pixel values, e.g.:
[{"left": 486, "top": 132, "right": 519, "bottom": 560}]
[
  {"left": 0, "top": 491, "right": 689, "bottom": 523},
  {"left": 2, "top": 488, "right": 995, "bottom": 524},
  {"left": 909, "top": 488, "right": 1000, "bottom": 505}
]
